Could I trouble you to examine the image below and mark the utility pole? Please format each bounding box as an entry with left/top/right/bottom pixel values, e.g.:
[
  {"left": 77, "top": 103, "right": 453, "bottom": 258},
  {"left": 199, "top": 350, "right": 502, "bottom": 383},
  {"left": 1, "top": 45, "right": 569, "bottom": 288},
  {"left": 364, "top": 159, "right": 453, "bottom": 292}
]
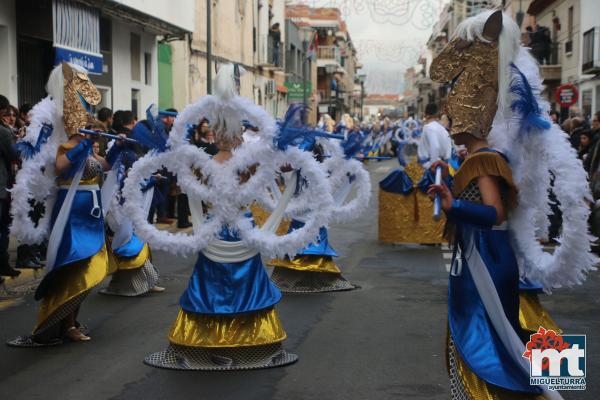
[
  {"left": 302, "top": 41, "right": 308, "bottom": 124},
  {"left": 206, "top": 0, "right": 212, "bottom": 94}
]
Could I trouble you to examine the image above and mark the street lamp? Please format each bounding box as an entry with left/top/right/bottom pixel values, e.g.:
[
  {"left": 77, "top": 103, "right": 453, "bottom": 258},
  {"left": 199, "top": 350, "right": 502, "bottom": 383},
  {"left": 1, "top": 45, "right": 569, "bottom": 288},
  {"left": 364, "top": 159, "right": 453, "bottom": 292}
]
[{"left": 299, "top": 26, "right": 313, "bottom": 124}]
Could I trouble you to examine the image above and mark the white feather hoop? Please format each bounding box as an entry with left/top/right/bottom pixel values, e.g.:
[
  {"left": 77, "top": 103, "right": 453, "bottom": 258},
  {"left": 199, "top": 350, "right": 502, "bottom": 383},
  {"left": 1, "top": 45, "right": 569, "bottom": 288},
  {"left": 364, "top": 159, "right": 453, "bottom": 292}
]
[
  {"left": 122, "top": 150, "right": 223, "bottom": 255},
  {"left": 323, "top": 157, "right": 371, "bottom": 223},
  {"left": 232, "top": 146, "right": 334, "bottom": 259},
  {"left": 489, "top": 47, "right": 598, "bottom": 291},
  {"left": 122, "top": 65, "right": 338, "bottom": 258}
]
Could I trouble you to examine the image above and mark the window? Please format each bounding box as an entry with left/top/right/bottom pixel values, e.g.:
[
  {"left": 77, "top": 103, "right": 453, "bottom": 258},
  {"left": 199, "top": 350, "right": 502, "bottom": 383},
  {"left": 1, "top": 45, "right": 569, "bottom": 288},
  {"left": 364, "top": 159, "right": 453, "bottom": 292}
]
[
  {"left": 131, "top": 88, "right": 140, "bottom": 119},
  {"left": 130, "top": 32, "right": 141, "bottom": 81},
  {"left": 564, "top": 6, "right": 574, "bottom": 56},
  {"left": 568, "top": 6, "right": 573, "bottom": 39},
  {"left": 583, "top": 28, "right": 595, "bottom": 72},
  {"left": 144, "top": 52, "right": 151, "bottom": 85},
  {"left": 583, "top": 89, "right": 592, "bottom": 119},
  {"left": 100, "top": 17, "right": 111, "bottom": 52}
]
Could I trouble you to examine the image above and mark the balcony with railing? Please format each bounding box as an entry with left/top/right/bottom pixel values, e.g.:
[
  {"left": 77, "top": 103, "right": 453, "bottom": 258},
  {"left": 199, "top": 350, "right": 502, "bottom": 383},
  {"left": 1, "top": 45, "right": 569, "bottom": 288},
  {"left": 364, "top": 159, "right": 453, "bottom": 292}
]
[
  {"left": 317, "top": 45, "right": 342, "bottom": 68},
  {"left": 258, "top": 34, "right": 283, "bottom": 69},
  {"left": 526, "top": 25, "right": 561, "bottom": 82},
  {"left": 531, "top": 41, "right": 561, "bottom": 82},
  {"left": 583, "top": 27, "right": 600, "bottom": 74}
]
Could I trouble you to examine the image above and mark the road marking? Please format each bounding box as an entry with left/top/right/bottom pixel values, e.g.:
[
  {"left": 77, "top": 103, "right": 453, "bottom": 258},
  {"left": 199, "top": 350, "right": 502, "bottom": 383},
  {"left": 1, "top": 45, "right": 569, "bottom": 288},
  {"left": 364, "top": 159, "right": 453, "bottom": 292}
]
[
  {"left": 374, "top": 166, "right": 392, "bottom": 173},
  {"left": 441, "top": 244, "right": 452, "bottom": 273}
]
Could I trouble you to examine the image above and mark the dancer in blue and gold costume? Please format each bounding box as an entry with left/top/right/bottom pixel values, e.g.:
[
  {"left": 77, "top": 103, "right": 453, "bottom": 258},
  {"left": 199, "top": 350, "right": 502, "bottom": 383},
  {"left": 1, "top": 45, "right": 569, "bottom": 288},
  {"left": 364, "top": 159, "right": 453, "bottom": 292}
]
[
  {"left": 270, "top": 220, "right": 354, "bottom": 292},
  {"left": 142, "top": 137, "right": 294, "bottom": 370},
  {"left": 270, "top": 133, "right": 355, "bottom": 293},
  {"left": 428, "top": 10, "right": 596, "bottom": 400},
  {"left": 379, "top": 120, "right": 446, "bottom": 244},
  {"left": 8, "top": 63, "right": 123, "bottom": 346},
  {"left": 102, "top": 115, "right": 165, "bottom": 297},
  {"left": 123, "top": 65, "right": 316, "bottom": 370}
]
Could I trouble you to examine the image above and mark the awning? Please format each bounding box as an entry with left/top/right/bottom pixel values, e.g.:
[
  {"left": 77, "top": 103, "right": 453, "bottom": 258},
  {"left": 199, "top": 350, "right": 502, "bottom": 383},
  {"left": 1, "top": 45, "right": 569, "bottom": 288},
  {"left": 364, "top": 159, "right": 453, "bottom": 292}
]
[{"left": 277, "top": 85, "right": 289, "bottom": 93}]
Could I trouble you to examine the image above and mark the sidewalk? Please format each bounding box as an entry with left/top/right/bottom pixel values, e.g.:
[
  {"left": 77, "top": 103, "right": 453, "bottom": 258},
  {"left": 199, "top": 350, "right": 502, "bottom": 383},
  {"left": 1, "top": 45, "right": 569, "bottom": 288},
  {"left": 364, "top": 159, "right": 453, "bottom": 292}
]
[
  {"left": 0, "top": 236, "right": 44, "bottom": 310},
  {"left": 0, "top": 221, "right": 189, "bottom": 310}
]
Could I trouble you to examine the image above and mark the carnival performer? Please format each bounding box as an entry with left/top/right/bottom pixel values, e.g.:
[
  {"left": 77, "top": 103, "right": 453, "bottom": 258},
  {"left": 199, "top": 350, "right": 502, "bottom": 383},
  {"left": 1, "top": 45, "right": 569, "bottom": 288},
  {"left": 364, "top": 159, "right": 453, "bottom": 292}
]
[
  {"left": 379, "top": 119, "right": 445, "bottom": 244},
  {"left": 8, "top": 63, "right": 124, "bottom": 346},
  {"left": 269, "top": 106, "right": 371, "bottom": 293},
  {"left": 122, "top": 65, "right": 337, "bottom": 370},
  {"left": 427, "top": 10, "right": 596, "bottom": 399},
  {"left": 418, "top": 103, "right": 452, "bottom": 169},
  {"left": 100, "top": 110, "right": 166, "bottom": 297}
]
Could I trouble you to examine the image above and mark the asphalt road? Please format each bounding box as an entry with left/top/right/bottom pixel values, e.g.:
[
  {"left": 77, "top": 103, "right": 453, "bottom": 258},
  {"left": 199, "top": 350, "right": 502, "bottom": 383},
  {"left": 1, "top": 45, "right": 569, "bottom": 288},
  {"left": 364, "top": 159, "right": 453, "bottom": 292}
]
[{"left": 1, "top": 160, "right": 598, "bottom": 400}]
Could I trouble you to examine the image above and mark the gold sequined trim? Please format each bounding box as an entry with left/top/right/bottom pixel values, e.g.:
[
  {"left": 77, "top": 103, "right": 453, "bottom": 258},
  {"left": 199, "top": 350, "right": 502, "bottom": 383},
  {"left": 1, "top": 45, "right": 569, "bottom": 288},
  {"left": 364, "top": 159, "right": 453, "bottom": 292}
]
[
  {"left": 168, "top": 308, "right": 287, "bottom": 348},
  {"left": 269, "top": 255, "right": 341, "bottom": 274}
]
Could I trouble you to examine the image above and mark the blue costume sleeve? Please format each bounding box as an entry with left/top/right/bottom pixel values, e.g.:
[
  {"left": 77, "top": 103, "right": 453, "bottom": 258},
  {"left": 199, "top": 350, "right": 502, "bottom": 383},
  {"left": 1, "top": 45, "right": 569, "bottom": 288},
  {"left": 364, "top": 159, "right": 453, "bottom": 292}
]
[
  {"left": 105, "top": 142, "right": 125, "bottom": 166},
  {"left": 447, "top": 199, "right": 497, "bottom": 227},
  {"left": 63, "top": 139, "right": 92, "bottom": 177}
]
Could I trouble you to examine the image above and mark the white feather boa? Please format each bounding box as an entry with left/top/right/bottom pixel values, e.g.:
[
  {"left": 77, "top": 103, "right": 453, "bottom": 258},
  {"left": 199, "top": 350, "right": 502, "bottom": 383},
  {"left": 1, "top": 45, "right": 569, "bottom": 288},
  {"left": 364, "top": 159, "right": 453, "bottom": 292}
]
[
  {"left": 122, "top": 150, "right": 223, "bottom": 256},
  {"left": 122, "top": 92, "right": 340, "bottom": 259},
  {"left": 323, "top": 156, "right": 371, "bottom": 224},
  {"left": 489, "top": 48, "right": 598, "bottom": 291},
  {"left": 9, "top": 97, "right": 61, "bottom": 244}
]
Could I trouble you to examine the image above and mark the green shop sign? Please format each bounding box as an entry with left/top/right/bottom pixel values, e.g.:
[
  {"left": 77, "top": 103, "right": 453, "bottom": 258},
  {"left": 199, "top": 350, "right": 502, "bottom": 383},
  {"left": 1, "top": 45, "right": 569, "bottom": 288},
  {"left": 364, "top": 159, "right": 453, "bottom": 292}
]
[{"left": 284, "top": 81, "right": 312, "bottom": 101}]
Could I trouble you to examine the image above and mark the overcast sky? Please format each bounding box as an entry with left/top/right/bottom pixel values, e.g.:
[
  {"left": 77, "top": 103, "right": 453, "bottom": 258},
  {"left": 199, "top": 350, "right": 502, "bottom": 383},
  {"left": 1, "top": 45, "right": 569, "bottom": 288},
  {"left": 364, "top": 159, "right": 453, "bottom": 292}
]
[{"left": 291, "top": 0, "right": 449, "bottom": 94}]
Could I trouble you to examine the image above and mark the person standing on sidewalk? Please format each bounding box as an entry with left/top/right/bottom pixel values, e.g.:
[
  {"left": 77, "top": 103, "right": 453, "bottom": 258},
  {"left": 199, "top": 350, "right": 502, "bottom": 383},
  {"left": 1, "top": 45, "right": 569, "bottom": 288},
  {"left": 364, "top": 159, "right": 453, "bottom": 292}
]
[{"left": 0, "top": 94, "right": 20, "bottom": 278}]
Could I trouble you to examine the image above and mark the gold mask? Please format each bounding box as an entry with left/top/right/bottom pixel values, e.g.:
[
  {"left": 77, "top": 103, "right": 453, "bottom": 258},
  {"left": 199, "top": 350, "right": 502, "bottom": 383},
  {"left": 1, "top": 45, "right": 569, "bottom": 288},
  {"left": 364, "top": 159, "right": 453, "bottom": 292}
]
[
  {"left": 62, "top": 62, "right": 101, "bottom": 137},
  {"left": 430, "top": 10, "right": 503, "bottom": 139}
]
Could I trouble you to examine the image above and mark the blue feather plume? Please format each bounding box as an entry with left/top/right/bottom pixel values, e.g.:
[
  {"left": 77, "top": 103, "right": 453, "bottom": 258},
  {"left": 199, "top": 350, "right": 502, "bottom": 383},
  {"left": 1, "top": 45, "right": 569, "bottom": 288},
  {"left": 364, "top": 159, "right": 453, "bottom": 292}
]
[
  {"left": 14, "top": 123, "right": 53, "bottom": 159},
  {"left": 509, "top": 63, "right": 552, "bottom": 132},
  {"left": 274, "top": 104, "right": 309, "bottom": 151},
  {"left": 341, "top": 131, "right": 364, "bottom": 159},
  {"left": 130, "top": 104, "right": 169, "bottom": 152}
]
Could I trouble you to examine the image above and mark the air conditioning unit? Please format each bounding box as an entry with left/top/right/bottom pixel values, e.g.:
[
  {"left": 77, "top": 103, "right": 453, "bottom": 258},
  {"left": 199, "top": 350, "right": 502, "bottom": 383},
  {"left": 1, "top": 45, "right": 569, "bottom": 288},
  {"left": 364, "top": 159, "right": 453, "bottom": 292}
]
[{"left": 265, "top": 79, "right": 276, "bottom": 96}]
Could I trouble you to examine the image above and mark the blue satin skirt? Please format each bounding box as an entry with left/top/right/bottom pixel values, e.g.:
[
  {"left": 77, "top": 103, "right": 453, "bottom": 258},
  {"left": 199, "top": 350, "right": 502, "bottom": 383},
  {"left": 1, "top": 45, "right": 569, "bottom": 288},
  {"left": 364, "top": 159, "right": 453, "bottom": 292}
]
[
  {"left": 179, "top": 251, "right": 282, "bottom": 316},
  {"left": 113, "top": 233, "right": 144, "bottom": 257},
  {"left": 448, "top": 226, "right": 541, "bottom": 395},
  {"left": 288, "top": 220, "right": 338, "bottom": 257},
  {"left": 35, "top": 188, "right": 105, "bottom": 300}
]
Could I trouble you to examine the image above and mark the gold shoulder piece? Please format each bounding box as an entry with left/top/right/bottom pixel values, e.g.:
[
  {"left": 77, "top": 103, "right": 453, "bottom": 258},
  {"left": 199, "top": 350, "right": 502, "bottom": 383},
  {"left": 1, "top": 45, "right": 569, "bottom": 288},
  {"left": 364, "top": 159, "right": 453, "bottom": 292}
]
[{"left": 453, "top": 152, "right": 517, "bottom": 207}]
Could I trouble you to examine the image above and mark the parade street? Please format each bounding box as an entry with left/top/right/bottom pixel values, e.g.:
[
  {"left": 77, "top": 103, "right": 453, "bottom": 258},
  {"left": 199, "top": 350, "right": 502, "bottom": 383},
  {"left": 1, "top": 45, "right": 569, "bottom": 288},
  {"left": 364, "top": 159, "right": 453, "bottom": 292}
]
[{"left": 1, "top": 161, "right": 598, "bottom": 400}]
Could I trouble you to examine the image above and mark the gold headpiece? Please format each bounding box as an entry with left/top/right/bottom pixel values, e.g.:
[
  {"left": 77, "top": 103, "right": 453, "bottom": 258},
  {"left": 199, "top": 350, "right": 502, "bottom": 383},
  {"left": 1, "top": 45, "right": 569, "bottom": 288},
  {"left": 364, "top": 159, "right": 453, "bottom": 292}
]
[
  {"left": 62, "top": 62, "right": 101, "bottom": 136},
  {"left": 430, "top": 10, "right": 503, "bottom": 139}
]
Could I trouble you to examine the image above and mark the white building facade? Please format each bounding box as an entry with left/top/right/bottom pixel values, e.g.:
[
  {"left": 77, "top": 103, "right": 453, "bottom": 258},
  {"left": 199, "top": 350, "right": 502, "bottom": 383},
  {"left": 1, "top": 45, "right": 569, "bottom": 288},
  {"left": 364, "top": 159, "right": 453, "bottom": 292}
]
[{"left": 0, "top": 0, "right": 194, "bottom": 117}]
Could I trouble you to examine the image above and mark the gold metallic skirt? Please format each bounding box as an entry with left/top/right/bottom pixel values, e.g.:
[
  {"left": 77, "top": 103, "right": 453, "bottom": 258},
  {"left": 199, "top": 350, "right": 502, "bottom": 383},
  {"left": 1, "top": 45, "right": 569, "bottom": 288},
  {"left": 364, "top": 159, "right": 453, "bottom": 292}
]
[
  {"left": 168, "top": 308, "right": 287, "bottom": 348},
  {"left": 378, "top": 189, "right": 445, "bottom": 244},
  {"left": 519, "top": 291, "right": 561, "bottom": 334},
  {"left": 34, "top": 244, "right": 112, "bottom": 334},
  {"left": 269, "top": 255, "right": 341, "bottom": 274}
]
